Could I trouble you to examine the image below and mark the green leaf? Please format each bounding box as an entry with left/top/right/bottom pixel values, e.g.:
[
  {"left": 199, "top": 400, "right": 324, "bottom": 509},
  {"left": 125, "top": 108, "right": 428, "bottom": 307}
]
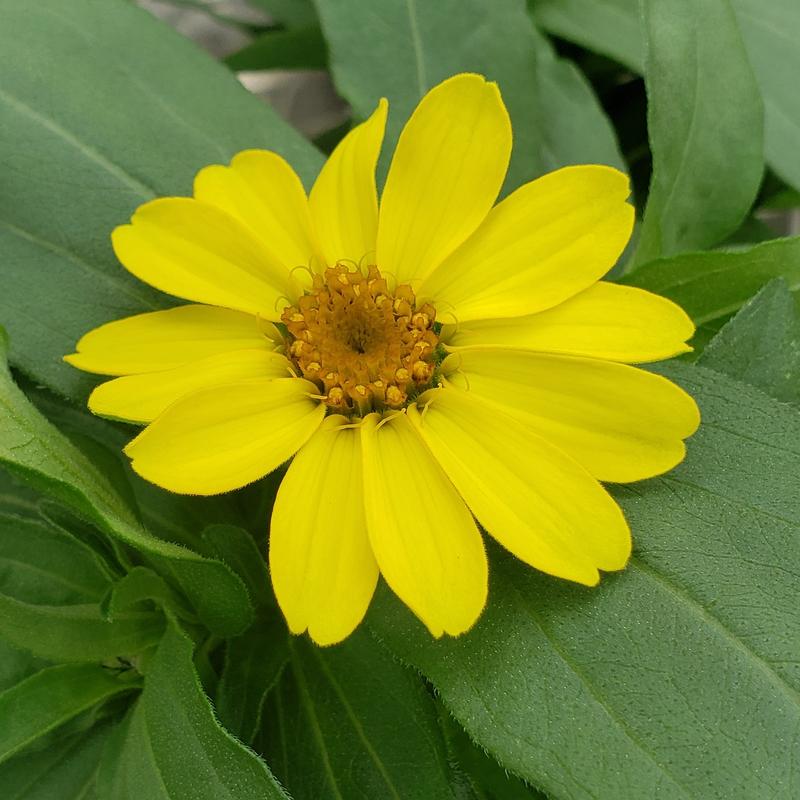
[
  {"left": 0, "top": 638, "right": 48, "bottom": 694},
  {"left": 634, "top": 0, "right": 763, "bottom": 265},
  {"left": 101, "top": 567, "right": 195, "bottom": 623},
  {"left": 440, "top": 712, "right": 547, "bottom": 800},
  {"left": 531, "top": 0, "right": 644, "bottom": 72},
  {"left": 0, "top": 595, "right": 164, "bottom": 664},
  {"left": 96, "top": 617, "right": 288, "bottom": 800},
  {"left": 0, "top": 0, "right": 321, "bottom": 401},
  {"left": 731, "top": 0, "right": 800, "bottom": 192},
  {"left": 623, "top": 237, "right": 800, "bottom": 352},
  {"left": 216, "top": 615, "right": 289, "bottom": 745},
  {"left": 0, "top": 664, "right": 138, "bottom": 765},
  {"left": 530, "top": 23, "right": 625, "bottom": 173},
  {"left": 0, "top": 721, "right": 111, "bottom": 800},
  {"left": 225, "top": 25, "right": 327, "bottom": 71},
  {"left": 369, "top": 362, "right": 800, "bottom": 799},
  {"left": 0, "top": 332, "right": 253, "bottom": 637},
  {"left": 258, "top": 629, "right": 461, "bottom": 800},
  {"left": 316, "top": 0, "right": 623, "bottom": 186},
  {"left": 199, "top": 524, "right": 273, "bottom": 610},
  {"left": 699, "top": 279, "right": 800, "bottom": 405},
  {"left": 0, "top": 513, "right": 114, "bottom": 606}
]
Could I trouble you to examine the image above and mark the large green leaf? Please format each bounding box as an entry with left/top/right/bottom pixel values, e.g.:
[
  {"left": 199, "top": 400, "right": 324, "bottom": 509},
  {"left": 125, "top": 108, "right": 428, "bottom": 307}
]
[
  {"left": 258, "top": 629, "right": 461, "bottom": 800},
  {"left": 96, "top": 617, "right": 288, "bottom": 800},
  {"left": 0, "top": 721, "right": 111, "bottom": 800},
  {"left": 532, "top": 0, "right": 800, "bottom": 193},
  {"left": 699, "top": 278, "right": 800, "bottom": 405},
  {"left": 623, "top": 237, "right": 800, "bottom": 351},
  {"left": 316, "top": 0, "right": 620, "bottom": 190},
  {"left": 0, "top": 332, "right": 253, "bottom": 637},
  {"left": 0, "top": 664, "right": 138, "bottom": 765},
  {"left": 633, "top": 0, "right": 763, "bottom": 265},
  {"left": 369, "top": 362, "right": 800, "bottom": 799},
  {"left": 0, "top": 0, "right": 322, "bottom": 401}
]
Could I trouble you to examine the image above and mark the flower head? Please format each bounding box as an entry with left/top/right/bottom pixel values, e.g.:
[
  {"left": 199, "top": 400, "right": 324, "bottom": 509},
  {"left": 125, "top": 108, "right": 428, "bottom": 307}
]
[{"left": 66, "top": 74, "right": 699, "bottom": 645}]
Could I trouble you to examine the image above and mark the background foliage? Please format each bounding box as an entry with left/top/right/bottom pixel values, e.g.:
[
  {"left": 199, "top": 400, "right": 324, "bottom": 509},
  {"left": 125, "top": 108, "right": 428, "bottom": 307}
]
[{"left": 0, "top": 0, "right": 798, "bottom": 797}]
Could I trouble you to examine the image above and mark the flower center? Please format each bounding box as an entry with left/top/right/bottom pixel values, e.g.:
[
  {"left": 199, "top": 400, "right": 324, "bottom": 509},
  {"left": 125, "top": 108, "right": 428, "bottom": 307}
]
[{"left": 282, "top": 263, "right": 440, "bottom": 415}]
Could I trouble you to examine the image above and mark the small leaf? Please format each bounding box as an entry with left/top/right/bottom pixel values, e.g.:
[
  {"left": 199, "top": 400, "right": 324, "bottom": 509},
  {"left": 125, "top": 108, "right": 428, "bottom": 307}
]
[
  {"left": 101, "top": 567, "right": 195, "bottom": 623},
  {"left": 634, "top": 0, "right": 763, "bottom": 265},
  {"left": 699, "top": 278, "right": 800, "bottom": 405},
  {"left": 96, "top": 617, "right": 289, "bottom": 800},
  {"left": 0, "top": 664, "right": 138, "bottom": 765},
  {"left": 200, "top": 524, "right": 273, "bottom": 610},
  {"left": 258, "top": 629, "right": 462, "bottom": 800}
]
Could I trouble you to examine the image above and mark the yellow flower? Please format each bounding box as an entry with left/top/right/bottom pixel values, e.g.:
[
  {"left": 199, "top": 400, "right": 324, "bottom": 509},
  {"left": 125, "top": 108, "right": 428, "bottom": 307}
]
[{"left": 66, "top": 74, "right": 699, "bottom": 645}]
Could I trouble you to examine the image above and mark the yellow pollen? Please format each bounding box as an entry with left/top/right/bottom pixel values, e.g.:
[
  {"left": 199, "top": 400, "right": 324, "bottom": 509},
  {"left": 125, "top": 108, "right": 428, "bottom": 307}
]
[{"left": 282, "top": 263, "right": 440, "bottom": 415}]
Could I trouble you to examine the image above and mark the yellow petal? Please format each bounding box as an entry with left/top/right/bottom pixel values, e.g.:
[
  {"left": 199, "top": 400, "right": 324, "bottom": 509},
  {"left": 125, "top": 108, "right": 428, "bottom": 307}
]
[
  {"left": 112, "top": 198, "right": 296, "bottom": 318},
  {"left": 444, "top": 282, "right": 694, "bottom": 362},
  {"left": 270, "top": 416, "right": 378, "bottom": 646},
  {"left": 64, "top": 305, "right": 276, "bottom": 376},
  {"left": 125, "top": 378, "right": 324, "bottom": 495},
  {"left": 360, "top": 412, "right": 487, "bottom": 637},
  {"left": 194, "top": 149, "right": 319, "bottom": 276},
  {"left": 89, "top": 350, "right": 292, "bottom": 424},
  {"left": 409, "top": 390, "right": 630, "bottom": 584},
  {"left": 310, "top": 99, "right": 388, "bottom": 267},
  {"left": 443, "top": 349, "right": 700, "bottom": 483},
  {"left": 376, "top": 74, "right": 511, "bottom": 287},
  {"left": 419, "top": 166, "right": 634, "bottom": 322}
]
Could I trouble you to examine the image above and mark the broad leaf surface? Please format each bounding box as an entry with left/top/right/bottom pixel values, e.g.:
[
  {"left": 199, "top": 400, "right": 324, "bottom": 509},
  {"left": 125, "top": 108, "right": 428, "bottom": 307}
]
[
  {"left": 634, "top": 0, "right": 763, "bottom": 265},
  {"left": 0, "top": 664, "right": 137, "bottom": 765},
  {"left": 0, "top": 0, "right": 321, "bottom": 400},
  {"left": 699, "top": 279, "right": 800, "bottom": 405},
  {"left": 97, "top": 617, "right": 288, "bottom": 800},
  {"left": 259, "top": 629, "right": 461, "bottom": 800},
  {"left": 370, "top": 363, "right": 800, "bottom": 799},
  {"left": 315, "top": 0, "right": 620, "bottom": 190}
]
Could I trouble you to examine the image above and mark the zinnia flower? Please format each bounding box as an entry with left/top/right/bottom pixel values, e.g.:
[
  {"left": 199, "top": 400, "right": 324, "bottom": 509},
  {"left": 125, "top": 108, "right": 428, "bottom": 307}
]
[{"left": 66, "top": 74, "right": 699, "bottom": 645}]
